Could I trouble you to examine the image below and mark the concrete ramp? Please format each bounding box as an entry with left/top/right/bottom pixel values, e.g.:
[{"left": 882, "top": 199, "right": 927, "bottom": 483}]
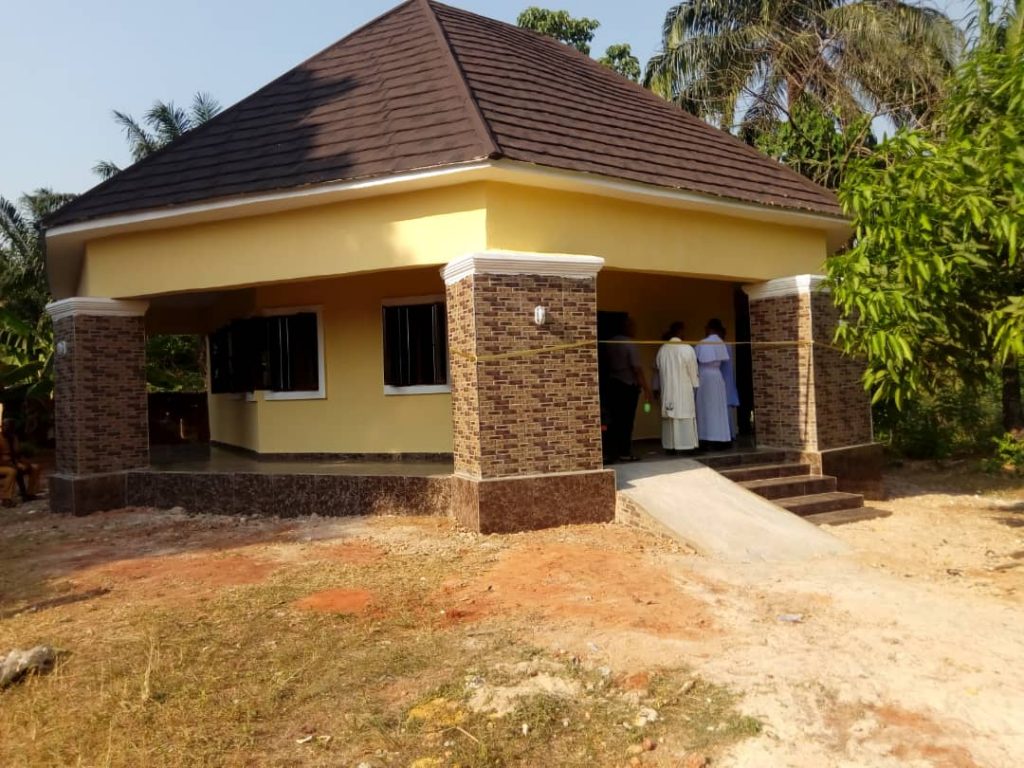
[{"left": 615, "top": 458, "right": 849, "bottom": 562}]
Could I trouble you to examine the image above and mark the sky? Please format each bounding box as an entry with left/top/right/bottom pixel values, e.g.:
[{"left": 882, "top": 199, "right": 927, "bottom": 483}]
[{"left": 0, "top": 0, "right": 976, "bottom": 205}]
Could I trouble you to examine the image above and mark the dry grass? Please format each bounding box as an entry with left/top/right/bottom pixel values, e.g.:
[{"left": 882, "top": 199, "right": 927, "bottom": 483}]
[{"left": 0, "top": 509, "right": 757, "bottom": 767}]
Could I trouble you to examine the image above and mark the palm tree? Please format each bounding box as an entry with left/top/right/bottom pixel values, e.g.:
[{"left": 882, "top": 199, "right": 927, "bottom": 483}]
[
  {"left": 0, "top": 190, "right": 75, "bottom": 411},
  {"left": 0, "top": 190, "right": 76, "bottom": 324},
  {"left": 94, "top": 91, "right": 221, "bottom": 179},
  {"left": 645, "top": 0, "right": 964, "bottom": 133}
]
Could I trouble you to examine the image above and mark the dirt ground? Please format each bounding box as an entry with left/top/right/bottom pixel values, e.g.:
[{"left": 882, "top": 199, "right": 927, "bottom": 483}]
[{"left": 1, "top": 463, "right": 1023, "bottom": 767}]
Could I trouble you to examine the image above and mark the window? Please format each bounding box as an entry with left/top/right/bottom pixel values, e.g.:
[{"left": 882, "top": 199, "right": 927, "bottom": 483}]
[
  {"left": 208, "top": 307, "right": 325, "bottom": 400},
  {"left": 382, "top": 297, "right": 449, "bottom": 394}
]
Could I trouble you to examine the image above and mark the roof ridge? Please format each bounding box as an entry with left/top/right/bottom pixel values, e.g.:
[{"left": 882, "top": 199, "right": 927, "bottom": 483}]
[
  {"left": 426, "top": 0, "right": 835, "bottom": 205},
  {"left": 420, "top": 0, "right": 501, "bottom": 160}
]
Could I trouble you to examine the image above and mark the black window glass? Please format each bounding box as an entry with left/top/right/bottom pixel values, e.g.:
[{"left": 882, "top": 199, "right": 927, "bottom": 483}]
[
  {"left": 382, "top": 302, "right": 447, "bottom": 387},
  {"left": 208, "top": 312, "right": 320, "bottom": 394}
]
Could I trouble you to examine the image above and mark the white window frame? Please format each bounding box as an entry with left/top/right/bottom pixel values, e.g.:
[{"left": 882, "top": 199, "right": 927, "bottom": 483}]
[
  {"left": 381, "top": 294, "right": 451, "bottom": 396},
  {"left": 261, "top": 305, "right": 327, "bottom": 401}
]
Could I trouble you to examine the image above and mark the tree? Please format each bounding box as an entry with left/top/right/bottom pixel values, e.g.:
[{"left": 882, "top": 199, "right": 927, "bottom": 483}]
[
  {"left": 517, "top": 7, "right": 600, "bottom": 54},
  {"left": 0, "top": 190, "right": 75, "bottom": 328},
  {"left": 598, "top": 43, "right": 642, "bottom": 82},
  {"left": 517, "top": 6, "right": 640, "bottom": 80},
  {"left": 0, "top": 191, "right": 74, "bottom": 430},
  {"left": 94, "top": 92, "right": 221, "bottom": 179},
  {"left": 645, "top": 0, "right": 964, "bottom": 134},
  {"left": 827, "top": 0, "right": 1024, "bottom": 429},
  {"left": 754, "top": 97, "right": 876, "bottom": 189}
]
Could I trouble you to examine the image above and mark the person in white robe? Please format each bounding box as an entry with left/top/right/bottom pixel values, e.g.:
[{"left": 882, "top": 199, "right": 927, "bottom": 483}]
[
  {"left": 654, "top": 322, "right": 700, "bottom": 453},
  {"left": 695, "top": 318, "right": 733, "bottom": 446}
]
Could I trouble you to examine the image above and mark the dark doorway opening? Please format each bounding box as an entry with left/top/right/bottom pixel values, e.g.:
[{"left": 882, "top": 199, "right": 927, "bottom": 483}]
[{"left": 733, "top": 287, "right": 754, "bottom": 438}]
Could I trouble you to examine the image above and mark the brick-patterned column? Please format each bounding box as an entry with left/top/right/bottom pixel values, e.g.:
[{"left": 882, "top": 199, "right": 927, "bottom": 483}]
[
  {"left": 744, "top": 276, "right": 881, "bottom": 496},
  {"left": 45, "top": 298, "right": 149, "bottom": 514},
  {"left": 443, "top": 252, "right": 615, "bottom": 533}
]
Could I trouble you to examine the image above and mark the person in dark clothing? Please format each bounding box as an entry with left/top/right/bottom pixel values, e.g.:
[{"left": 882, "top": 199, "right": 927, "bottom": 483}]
[
  {"left": 1, "top": 418, "right": 40, "bottom": 504},
  {"left": 603, "top": 316, "right": 650, "bottom": 462}
]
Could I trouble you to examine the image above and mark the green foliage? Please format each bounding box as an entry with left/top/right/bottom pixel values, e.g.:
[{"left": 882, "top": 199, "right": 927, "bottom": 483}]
[
  {"left": 516, "top": 7, "right": 600, "bottom": 54},
  {"left": 94, "top": 92, "right": 222, "bottom": 179},
  {"left": 0, "top": 191, "right": 72, "bottom": 413},
  {"left": 983, "top": 430, "right": 1024, "bottom": 473},
  {"left": 146, "top": 335, "right": 205, "bottom": 393},
  {"left": 0, "top": 190, "right": 75, "bottom": 324},
  {"left": 598, "top": 43, "right": 641, "bottom": 82},
  {"left": 754, "top": 98, "right": 876, "bottom": 189},
  {"left": 873, "top": 376, "right": 1003, "bottom": 459},
  {"left": 0, "top": 307, "right": 54, "bottom": 401},
  {"left": 829, "top": 27, "right": 1024, "bottom": 413},
  {"left": 645, "top": 0, "right": 963, "bottom": 131}
]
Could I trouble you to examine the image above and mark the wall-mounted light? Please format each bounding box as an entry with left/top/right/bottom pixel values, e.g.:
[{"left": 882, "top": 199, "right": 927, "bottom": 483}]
[
  {"left": 533, "top": 306, "right": 547, "bottom": 326},
  {"left": 56, "top": 341, "right": 68, "bottom": 357}
]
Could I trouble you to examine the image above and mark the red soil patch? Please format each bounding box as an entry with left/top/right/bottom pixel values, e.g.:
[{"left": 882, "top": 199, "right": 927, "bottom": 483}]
[
  {"left": 318, "top": 540, "right": 386, "bottom": 566},
  {"left": 873, "top": 705, "right": 982, "bottom": 768},
  {"left": 293, "top": 588, "right": 374, "bottom": 614},
  {"left": 441, "top": 541, "right": 712, "bottom": 637},
  {"left": 79, "top": 553, "right": 277, "bottom": 595}
]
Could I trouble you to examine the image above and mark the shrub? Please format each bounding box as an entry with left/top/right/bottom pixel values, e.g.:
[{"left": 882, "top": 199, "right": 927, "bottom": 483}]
[{"left": 983, "top": 432, "right": 1024, "bottom": 473}]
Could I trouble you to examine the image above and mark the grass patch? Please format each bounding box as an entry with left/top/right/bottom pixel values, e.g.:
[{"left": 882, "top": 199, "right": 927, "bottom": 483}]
[{"left": 0, "top": 517, "right": 759, "bottom": 766}]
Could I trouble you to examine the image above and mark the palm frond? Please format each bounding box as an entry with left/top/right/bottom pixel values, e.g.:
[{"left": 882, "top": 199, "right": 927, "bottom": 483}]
[
  {"left": 0, "top": 197, "right": 33, "bottom": 265},
  {"left": 92, "top": 160, "right": 122, "bottom": 180},
  {"left": 112, "top": 109, "right": 158, "bottom": 162},
  {"left": 191, "top": 91, "right": 222, "bottom": 124},
  {"left": 22, "top": 189, "right": 77, "bottom": 221},
  {"left": 145, "top": 101, "right": 192, "bottom": 145}
]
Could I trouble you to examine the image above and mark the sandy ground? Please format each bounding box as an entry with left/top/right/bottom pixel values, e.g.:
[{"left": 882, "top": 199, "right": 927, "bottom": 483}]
[
  {"left": 701, "top": 465, "right": 1024, "bottom": 768},
  {"left": 2, "top": 464, "right": 1023, "bottom": 766}
]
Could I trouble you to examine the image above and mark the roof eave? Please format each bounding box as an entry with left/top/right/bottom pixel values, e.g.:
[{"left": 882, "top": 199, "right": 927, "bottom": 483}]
[{"left": 45, "top": 159, "right": 850, "bottom": 299}]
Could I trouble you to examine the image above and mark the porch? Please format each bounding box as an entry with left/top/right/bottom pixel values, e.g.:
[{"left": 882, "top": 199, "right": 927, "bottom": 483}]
[{"left": 46, "top": 255, "right": 879, "bottom": 525}]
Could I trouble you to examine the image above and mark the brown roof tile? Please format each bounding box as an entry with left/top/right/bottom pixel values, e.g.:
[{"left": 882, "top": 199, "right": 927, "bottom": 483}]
[{"left": 47, "top": 0, "right": 840, "bottom": 228}]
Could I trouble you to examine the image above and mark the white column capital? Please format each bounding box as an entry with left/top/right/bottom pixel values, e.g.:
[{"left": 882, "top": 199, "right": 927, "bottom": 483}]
[
  {"left": 45, "top": 297, "right": 149, "bottom": 322},
  {"left": 442, "top": 250, "right": 605, "bottom": 285},
  {"left": 743, "top": 275, "right": 826, "bottom": 301}
]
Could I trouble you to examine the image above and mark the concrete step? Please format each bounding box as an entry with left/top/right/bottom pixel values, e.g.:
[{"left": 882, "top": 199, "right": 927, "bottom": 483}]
[
  {"left": 740, "top": 474, "right": 837, "bottom": 500},
  {"left": 698, "top": 450, "right": 790, "bottom": 470},
  {"left": 804, "top": 506, "right": 890, "bottom": 526},
  {"left": 775, "top": 491, "right": 865, "bottom": 517},
  {"left": 719, "top": 462, "right": 812, "bottom": 482}
]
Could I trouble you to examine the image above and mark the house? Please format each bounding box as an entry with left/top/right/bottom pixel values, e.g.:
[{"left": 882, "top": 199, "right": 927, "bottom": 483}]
[{"left": 42, "top": 0, "right": 878, "bottom": 530}]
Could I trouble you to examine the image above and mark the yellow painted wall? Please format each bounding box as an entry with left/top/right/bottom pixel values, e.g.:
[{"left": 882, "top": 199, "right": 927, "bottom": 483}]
[
  {"left": 81, "top": 180, "right": 829, "bottom": 301},
  {"left": 598, "top": 271, "right": 737, "bottom": 440},
  {"left": 81, "top": 184, "right": 488, "bottom": 299},
  {"left": 484, "top": 183, "right": 828, "bottom": 281},
  {"left": 206, "top": 267, "right": 453, "bottom": 454},
  {"left": 76, "top": 177, "right": 831, "bottom": 454},
  {"left": 208, "top": 395, "right": 260, "bottom": 451}
]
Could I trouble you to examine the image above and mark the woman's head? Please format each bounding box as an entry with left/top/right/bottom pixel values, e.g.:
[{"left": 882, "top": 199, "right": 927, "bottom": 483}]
[{"left": 706, "top": 318, "right": 726, "bottom": 337}]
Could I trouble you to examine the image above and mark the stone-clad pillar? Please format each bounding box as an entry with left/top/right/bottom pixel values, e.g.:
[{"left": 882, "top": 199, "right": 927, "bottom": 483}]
[
  {"left": 45, "top": 298, "right": 150, "bottom": 514},
  {"left": 443, "top": 252, "right": 615, "bottom": 533},
  {"left": 744, "top": 276, "right": 881, "bottom": 496}
]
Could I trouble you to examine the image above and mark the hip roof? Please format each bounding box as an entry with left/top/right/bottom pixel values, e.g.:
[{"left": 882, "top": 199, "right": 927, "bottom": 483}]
[{"left": 46, "top": 0, "right": 842, "bottom": 229}]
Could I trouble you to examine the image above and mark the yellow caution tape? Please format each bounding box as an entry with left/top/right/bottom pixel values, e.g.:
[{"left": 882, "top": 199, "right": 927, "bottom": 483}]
[{"left": 451, "top": 338, "right": 837, "bottom": 363}]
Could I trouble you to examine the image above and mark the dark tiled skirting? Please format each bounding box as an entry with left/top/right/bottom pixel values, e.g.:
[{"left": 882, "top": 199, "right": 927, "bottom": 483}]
[
  {"left": 452, "top": 469, "right": 616, "bottom": 534},
  {"left": 124, "top": 471, "right": 451, "bottom": 518},
  {"left": 819, "top": 443, "right": 884, "bottom": 500},
  {"left": 50, "top": 472, "right": 128, "bottom": 516}
]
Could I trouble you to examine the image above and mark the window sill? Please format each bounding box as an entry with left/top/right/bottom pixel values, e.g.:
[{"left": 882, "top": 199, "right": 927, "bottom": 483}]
[
  {"left": 264, "top": 389, "right": 326, "bottom": 401},
  {"left": 383, "top": 385, "right": 452, "bottom": 396}
]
